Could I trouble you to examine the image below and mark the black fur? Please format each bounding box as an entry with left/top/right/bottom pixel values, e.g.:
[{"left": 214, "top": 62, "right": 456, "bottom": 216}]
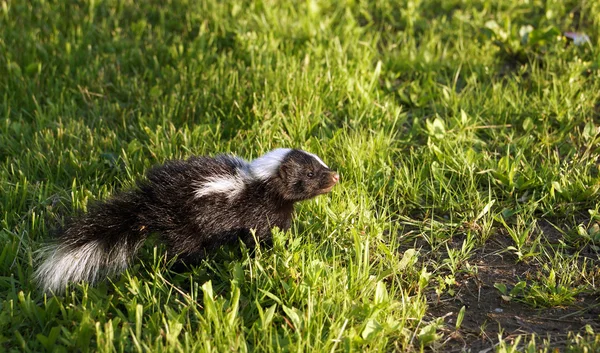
[{"left": 35, "top": 149, "right": 338, "bottom": 293}]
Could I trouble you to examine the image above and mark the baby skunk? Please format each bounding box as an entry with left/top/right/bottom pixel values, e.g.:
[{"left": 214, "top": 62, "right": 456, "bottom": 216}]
[{"left": 35, "top": 148, "right": 339, "bottom": 293}]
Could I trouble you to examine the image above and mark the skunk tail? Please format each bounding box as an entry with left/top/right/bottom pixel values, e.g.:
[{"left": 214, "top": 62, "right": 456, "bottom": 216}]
[{"left": 34, "top": 190, "right": 151, "bottom": 294}]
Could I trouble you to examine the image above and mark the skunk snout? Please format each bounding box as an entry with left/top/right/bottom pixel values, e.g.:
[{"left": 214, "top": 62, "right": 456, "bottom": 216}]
[{"left": 331, "top": 172, "right": 340, "bottom": 184}]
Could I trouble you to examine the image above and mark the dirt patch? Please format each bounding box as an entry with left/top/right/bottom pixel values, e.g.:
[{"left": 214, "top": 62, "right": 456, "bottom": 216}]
[{"left": 426, "top": 232, "right": 600, "bottom": 352}]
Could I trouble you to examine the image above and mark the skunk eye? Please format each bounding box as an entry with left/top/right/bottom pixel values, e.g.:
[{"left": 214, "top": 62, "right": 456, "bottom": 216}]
[{"left": 307, "top": 172, "right": 314, "bottom": 178}]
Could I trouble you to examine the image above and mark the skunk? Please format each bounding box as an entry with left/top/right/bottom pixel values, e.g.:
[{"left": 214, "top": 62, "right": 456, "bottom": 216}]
[{"left": 34, "top": 148, "right": 339, "bottom": 293}]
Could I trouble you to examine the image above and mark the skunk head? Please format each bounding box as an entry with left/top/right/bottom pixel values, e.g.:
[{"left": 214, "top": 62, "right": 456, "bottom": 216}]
[{"left": 250, "top": 149, "right": 339, "bottom": 201}]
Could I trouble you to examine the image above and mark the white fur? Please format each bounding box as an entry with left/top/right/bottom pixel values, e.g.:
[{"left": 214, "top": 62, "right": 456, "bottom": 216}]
[
  {"left": 305, "top": 152, "right": 329, "bottom": 168},
  {"left": 249, "top": 148, "right": 292, "bottom": 180},
  {"left": 194, "top": 149, "right": 328, "bottom": 197},
  {"left": 249, "top": 148, "right": 329, "bottom": 180},
  {"left": 35, "top": 240, "right": 126, "bottom": 293},
  {"left": 194, "top": 174, "right": 246, "bottom": 200}
]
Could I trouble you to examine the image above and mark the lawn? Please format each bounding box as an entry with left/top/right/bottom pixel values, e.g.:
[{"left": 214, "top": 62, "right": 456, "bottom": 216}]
[{"left": 1, "top": 0, "right": 600, "bottom": 351}]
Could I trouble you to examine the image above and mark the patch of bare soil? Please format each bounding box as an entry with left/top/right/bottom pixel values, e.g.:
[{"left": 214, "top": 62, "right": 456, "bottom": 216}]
[{"left": 426, "top": 231, "right": 600, "bottom": 352}]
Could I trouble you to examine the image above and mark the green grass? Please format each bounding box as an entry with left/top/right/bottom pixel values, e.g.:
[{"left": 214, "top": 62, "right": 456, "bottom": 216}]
[{"left": 2, "top": 0, "right": 600, "bottom": 351}]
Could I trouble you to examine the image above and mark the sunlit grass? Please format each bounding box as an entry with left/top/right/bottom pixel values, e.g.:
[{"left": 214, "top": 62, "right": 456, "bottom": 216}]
[{"left": 1, "top": 0, "right": 600, "bottom": 351}]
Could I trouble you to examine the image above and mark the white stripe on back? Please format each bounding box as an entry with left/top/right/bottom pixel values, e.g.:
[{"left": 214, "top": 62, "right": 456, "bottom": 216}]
[
  {"left": 194, "top": 174, "right": 246, "bottom": 200},
  {"left": 249, "top": 148, "right": 292, "bottom": 180}
]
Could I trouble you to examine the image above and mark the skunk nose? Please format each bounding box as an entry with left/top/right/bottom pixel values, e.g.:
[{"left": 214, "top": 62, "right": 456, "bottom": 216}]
[{"left": 331, "top": 173, "right": 340, "bottom": 184}]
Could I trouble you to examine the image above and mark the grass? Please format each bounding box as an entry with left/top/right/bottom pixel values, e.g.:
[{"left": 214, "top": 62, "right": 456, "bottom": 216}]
[{"left": 1, "top": 0, "right": 600, "bottom": 351}]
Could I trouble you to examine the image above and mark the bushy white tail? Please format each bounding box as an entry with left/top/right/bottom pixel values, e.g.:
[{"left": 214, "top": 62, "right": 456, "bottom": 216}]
[{"left": 34, "top": 241, "right": 129, "bottom": 294}]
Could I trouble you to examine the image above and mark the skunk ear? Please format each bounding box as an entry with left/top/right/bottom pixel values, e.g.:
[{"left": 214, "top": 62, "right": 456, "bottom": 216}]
[{"left": 278, "top": 163, "right": 289, "bottom": 180}]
